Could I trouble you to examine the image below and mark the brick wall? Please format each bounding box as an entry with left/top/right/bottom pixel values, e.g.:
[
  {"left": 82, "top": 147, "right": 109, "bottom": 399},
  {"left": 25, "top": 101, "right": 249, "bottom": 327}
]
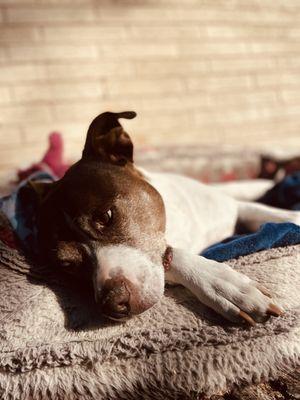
[{"left": 1, "top": 0, "right": 300, "bottom": 174}]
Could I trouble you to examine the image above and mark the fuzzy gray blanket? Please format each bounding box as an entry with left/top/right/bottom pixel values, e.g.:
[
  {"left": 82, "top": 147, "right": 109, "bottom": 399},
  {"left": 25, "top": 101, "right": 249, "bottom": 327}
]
[{"left": 0, "top": 238, "right": 300, "bottom": 399}]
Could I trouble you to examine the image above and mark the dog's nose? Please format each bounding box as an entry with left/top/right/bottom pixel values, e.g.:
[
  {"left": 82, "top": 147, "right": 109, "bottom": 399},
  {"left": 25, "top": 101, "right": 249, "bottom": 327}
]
[{"left": 99, "top": 275, "right": 141, "bottom": 320}]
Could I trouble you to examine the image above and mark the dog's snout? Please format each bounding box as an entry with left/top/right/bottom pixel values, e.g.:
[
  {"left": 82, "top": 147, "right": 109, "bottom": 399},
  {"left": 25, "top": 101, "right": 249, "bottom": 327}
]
[
  {"left": 94, "top": 246, "right": 165, "bottom": 320},
  {"left": 98, "top": 275, "right": 149, "bottom": 320}
]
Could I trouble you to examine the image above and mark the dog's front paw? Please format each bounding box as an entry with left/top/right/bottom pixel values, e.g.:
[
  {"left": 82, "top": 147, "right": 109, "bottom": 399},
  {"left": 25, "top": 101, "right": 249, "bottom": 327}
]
[
  {"left": 167, "top": 250, "right": 283, "bottom": 326},
  {"left": 193, "top": 261, "right": 283, "bottom": 325}
]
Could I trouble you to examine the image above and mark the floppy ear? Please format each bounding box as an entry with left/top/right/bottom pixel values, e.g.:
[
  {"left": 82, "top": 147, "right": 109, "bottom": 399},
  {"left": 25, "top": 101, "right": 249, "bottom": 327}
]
[
  {"left": 82, "top": 111, "right": 137, "bottom": 165},
  {"left": 26, "top": 180, "right": 56, "bottom": 205}
]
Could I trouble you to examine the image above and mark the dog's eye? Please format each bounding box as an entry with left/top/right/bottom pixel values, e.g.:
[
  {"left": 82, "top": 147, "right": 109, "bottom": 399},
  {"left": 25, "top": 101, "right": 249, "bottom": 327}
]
[
  {"left": 93, "top": 209, "right": 112, "bottom": 231},
  {"left": 60, "top": 259, "right": 82, "bottom": 276},
  {"left": 61, "top": 260, "right": 73, "bottom": 268}
]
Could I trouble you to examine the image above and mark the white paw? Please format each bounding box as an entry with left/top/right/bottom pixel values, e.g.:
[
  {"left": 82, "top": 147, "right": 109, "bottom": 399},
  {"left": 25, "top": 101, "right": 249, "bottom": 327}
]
[
  {"left": 194, "top": 261, "right": 283, "bottom": 325},
  {"left": 168, "top": 249, "right": 284, "bottom": 326}
]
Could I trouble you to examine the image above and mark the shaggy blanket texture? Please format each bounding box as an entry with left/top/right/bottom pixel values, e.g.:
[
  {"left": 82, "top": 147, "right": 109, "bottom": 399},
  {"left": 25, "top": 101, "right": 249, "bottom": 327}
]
[{"left": 0, "top": 217, "right": 300, "bottom": 399}]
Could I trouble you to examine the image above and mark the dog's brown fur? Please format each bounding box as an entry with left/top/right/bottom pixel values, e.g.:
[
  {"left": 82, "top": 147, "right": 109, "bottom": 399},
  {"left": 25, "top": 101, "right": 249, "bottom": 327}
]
[{"left": 33, "top": 112, "right": 167, "bottom": 319}]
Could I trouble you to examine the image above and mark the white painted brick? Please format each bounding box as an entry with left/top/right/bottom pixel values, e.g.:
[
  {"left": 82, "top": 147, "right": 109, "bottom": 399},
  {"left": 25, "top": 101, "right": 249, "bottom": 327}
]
[
  {"left": 288, "top": 28, "right": 300, "bottom": 39},
  {"left": 0, "top": 27, "right": 40, "bottom": 42},
  {"left": 0, "top": 128, "right": 22, "bottom": 147},
  {"left": 137, "top": 95, "right": 211, "bottom": 112},
  {"left": 256, "top": 73, "right": 300, "bottom": 87},
  {"left": 249, "top": 41, "right": 300, "bottom": 54},
  {"left": 13, "top": 82, "right": 103, "bottom": 103},
  {"left": 0, "top": 87, "right": 12, "bottom": 104},
  {"left": 93, "top": 7, "right": 298, "bottom": 25},
  {"left": 6, "top": 7, "right": 95, "bottom": 23},
  {"left": 210, "top": 57, "right": 278, "bottom": 72},
  {"left": 277, "top": 57, "right": 300, "bottom": 69},
  {"left": 46, "top": 62, "right": 135, "bottom": 80},
  {"left": 51, "top": 102, "right": 104, "bottom": 122},
  {"left": 0, "top": 105, "right": 52, "bottom": 125},
  {"left": 0, "top": 47, "right": 7, "bottom": 62},
  {"left": 0, "top": 143, "right": 49, "bottom": 169},
  {"left": 128, "top": 26, "right": 203, "bottom": 40},
  {"left": 135, "top": 60, "right": 210, "bottom": 77},
  {"left": 106, "top": 78, "right": 184, "bottom": 97},
  {"left": 22, "top": 121, "right": 87, "bottom": 144},
  {"left": 0, "top": 64, "right": 47, "bottom": 83},
  {"left": 0, "top": 0, "right": 90, "bottom": 3},
  {"left": 43, "top": 25, "right": 206, "bottom": 43},
  {"left": 206, "top": 25, "right": 289, "bottom": 40},
  {"left": 187, "top": 75, "right": 255, "bottom": 92},
  {"left": 194, "top": 104, "right": 300, "bottom": 126},
  {"left": 8, "top": 45, "right": 98, "bottom": 61},
  {"left": 280, "top": 89, "right": 300, "bottom": 102},
  {"left": 210, "top": 90, "right": 279, "bottom": 108},
  {"left": 98, "top": 43, "right": 178, "bottom": 58},
  {"left": 43, "top": 26, "right": 127, "bottom": 41},
  {"left": 179, "top": 42, "right": 249, "bottom": 56},
  {"left": 50, "top": 95, "right": 209, "bottom": 120},
  {"left": 0, "top": 0, "right": 300, "bottom": 175}
]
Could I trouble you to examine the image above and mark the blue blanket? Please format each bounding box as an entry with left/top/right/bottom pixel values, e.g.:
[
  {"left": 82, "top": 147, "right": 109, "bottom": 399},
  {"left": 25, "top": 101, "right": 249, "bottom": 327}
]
[
  {"left": 202, "top": 222, "right": 300, "bottom": 262},
  {"left": 1, "top": 172, "right": 300, "bottom": 262},
  {"left": 0, "top": 172, "right": 56, "bottom": 255}
]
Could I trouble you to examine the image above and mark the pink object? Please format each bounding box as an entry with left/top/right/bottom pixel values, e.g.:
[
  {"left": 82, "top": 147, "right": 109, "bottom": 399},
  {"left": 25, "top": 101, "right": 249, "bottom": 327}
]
[
  {"left": 17, "top": 132, "right": 70, "bottom": 182},
  {"left": 41, "top": 132, "right": 69, "bottom": 178}
]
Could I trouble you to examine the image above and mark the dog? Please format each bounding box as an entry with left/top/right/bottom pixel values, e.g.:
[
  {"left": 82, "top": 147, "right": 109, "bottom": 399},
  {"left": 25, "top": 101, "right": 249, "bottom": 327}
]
[{"left": 31, "top": 111, "right": 299, "bottom": 325}]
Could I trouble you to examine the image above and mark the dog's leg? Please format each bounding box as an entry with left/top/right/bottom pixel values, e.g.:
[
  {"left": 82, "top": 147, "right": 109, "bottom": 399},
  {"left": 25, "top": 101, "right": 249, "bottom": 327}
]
[
  {"left": 211, "top": 179, "right": 274, "bottom": 201},
  {"left": 238, "top": 201, "right": 300, "bottom": 231},
  {"left": 166, "top": 248, "right": 282, "bottom": 324}
]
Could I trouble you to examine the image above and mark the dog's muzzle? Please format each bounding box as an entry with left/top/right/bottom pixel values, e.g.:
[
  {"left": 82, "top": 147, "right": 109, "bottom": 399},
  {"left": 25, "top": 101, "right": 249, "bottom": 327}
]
[
  {"left": 97, "top": 275, "right": 151, "bottom": 320},
  {"left": 94, "top": 245, "right": 166, "bottom": 320}
]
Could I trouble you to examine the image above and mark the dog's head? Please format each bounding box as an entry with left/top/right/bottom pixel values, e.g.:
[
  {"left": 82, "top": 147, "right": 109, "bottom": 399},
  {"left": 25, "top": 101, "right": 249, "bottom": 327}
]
[{"left": 34, "top": 112, "right": 168, "bottom": 320}]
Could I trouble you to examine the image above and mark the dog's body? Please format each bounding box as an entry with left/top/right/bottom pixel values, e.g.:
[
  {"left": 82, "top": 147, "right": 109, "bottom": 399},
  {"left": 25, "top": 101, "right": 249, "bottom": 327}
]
[
  {"left": 147, "top": 170, "right": 299, "bottom": 323},
  {"left": 149, "top": 171, "right": 299, "bottom": 250},
  {"left": 34, "top": 111, "right": 294, "bottom": 325},
  {"left": 147, "top": 171, "right": 238, "bottom": 252}
]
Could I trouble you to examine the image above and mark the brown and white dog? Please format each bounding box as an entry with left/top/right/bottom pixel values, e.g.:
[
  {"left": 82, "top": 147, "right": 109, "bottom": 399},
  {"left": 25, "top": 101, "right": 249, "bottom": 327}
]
[{"left": 33, "top": 111, "right": 299, "bottom": 325}]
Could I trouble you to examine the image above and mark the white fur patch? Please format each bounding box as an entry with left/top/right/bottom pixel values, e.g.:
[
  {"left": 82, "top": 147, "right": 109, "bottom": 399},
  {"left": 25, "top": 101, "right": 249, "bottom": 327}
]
[
  {"left": 166, "top": 248, "right": 276, "bottom": 323},
  {"left": 146, "top": 171, "right": 238, "bottom": 252},
  {"left": 238, "top": 201, "right": 300, "bottom": 231},
  {"left": 94, "top": 245, "right": 165, "bottom": 307}
]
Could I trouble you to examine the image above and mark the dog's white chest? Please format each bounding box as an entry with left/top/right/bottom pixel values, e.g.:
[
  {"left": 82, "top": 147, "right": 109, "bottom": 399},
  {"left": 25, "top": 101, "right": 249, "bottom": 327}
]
[{"left": 147, "top": 172, "right": 238, "bottom": 253}]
